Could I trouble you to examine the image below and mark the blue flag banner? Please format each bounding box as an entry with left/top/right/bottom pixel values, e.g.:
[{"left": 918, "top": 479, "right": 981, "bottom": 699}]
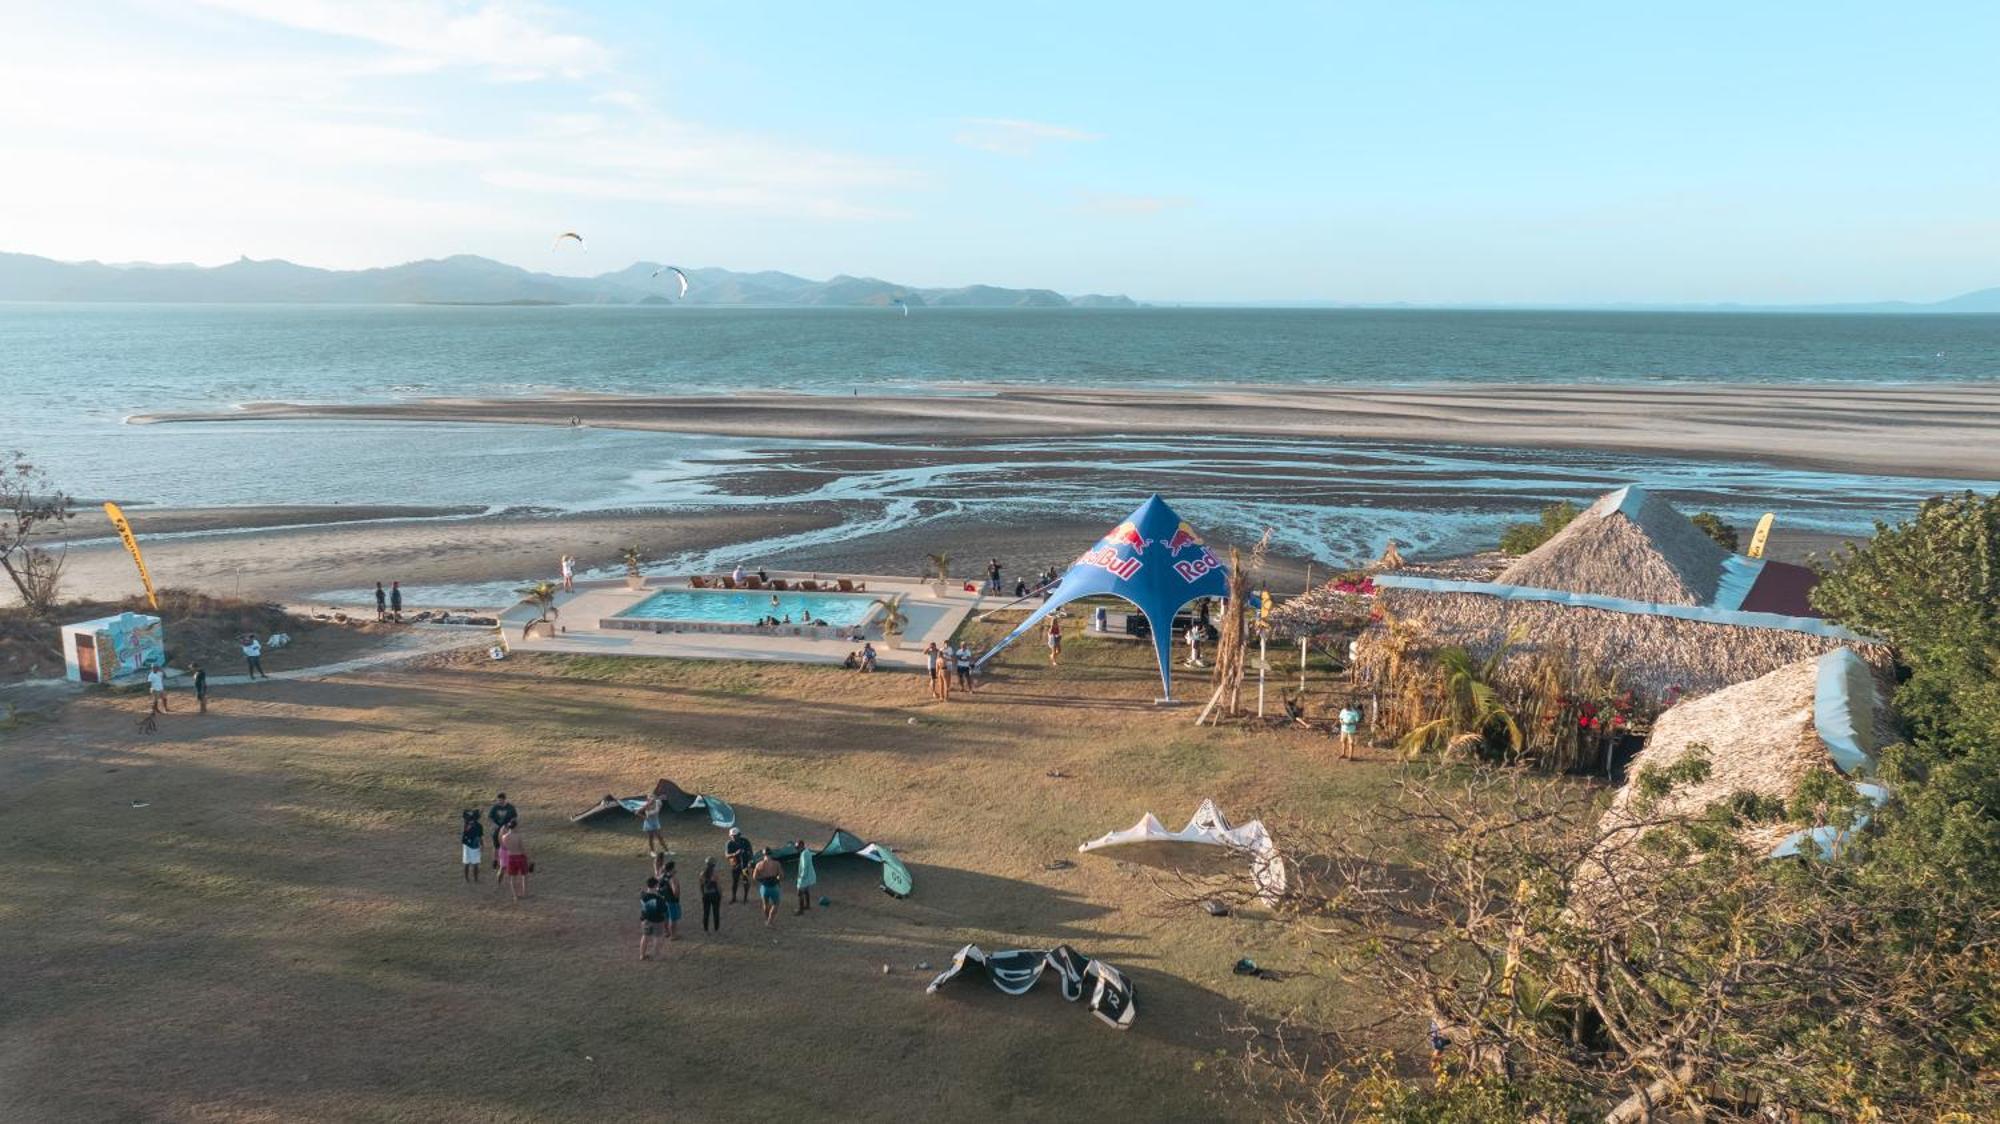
[{"left": 975, "top": 495, "right": 1232, "bottom": 699}]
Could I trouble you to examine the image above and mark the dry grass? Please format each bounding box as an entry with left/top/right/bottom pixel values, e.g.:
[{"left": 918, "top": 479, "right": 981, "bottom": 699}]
[
  {"left": 0, "top": 589, "right": 389, "bottom": 683},
  {"left": 0, "top": 621, "right": 1401, "bottom": 1122}
]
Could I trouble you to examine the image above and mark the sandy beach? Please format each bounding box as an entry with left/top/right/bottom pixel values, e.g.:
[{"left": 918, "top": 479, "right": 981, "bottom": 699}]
[{"left": 132, "top": 383, "right": 2000, "bottom": 480}]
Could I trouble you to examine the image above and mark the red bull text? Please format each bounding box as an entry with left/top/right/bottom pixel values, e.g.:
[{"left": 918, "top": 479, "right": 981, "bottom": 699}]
[
  {"left": 1079, "top": 545, "right": 1143, "bottom": 580},
  {"left": 1173, "top": 547, "right": 1222, "bottom": 583}
]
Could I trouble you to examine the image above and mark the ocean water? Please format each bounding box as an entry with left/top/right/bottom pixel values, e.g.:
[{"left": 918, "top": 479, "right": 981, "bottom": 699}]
[{"left": 2, "top": 304, "right": 1995, "bottom": 593}]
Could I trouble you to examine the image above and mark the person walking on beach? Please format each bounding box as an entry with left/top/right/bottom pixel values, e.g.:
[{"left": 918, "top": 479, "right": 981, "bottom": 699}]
[
  {"left": 639, "top": 877, "right": 666, "bottom": 960},
  {"left": 240, "top": 634, "right": 267, "bottom": 679},
  {"left": 753, "top": 848, "right": 783, "bottom": 927},
  {"left": 794, "top": 840, "right": 817, "bottom": 915},
  {"left": 1337, "top": 704, "right": 1362, "bottom": 761},
  {"left": 1046, "top": 617, "right": 1062, "bottom": 666},
  {"left": 639, "top": 790, "right": 665, "bottom": 855},
  {"left": 460, "top": 810, "right": 483, "bottom": 883},
  {"left": 497, "top": 821, "right": 530, "bottom": 900},
  {"left": 147, "top": 663, "right": 170, "bottom": 712},
  {"left": 375, "top": 582, "right": 388, "bottom": 622},
  {"left": 389, "top": 580, "right": 403, "bottom": 622},
  {"left": 559, "top": 554, "right": 575, "bottom": 593},
  {"left": 659, "top": 860, "right": 682, "bottom": 940},
  {"left": 192, "top": 663, "right": 207, "bottom": 714},
  {"left": 726, "top": 827, "right": 753, "bottom": 902},
  {"left": 699, "top": 858, "right": 723, "bottom": 933}
]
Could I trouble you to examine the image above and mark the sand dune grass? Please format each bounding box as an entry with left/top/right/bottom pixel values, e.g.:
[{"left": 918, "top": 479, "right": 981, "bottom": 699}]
[{"left": 0, "top": 625, "right": 1396, "bottom": 1122}]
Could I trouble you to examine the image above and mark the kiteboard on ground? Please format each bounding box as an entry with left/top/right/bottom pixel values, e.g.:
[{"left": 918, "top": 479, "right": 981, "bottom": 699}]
[
  {"left": 765, "top": 828, "right": 914, "bottom": 898},
  {"left": 571, "top": 779, "right": 736, "bottom": 830},
  {"left": 1079, "top": 799, "right": 1286, "bottom": 904},
  {"left": 926, "top": 944, "right": 1136, "bottom": 1029}
]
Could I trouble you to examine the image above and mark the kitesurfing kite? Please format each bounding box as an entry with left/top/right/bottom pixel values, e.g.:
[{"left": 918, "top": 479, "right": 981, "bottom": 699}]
[
  {"left": 652, "top": 265, "right": 690, "bottom": 300},
  {"left": 552, "top": 231, "right": 586, "bottom": 252},
  {"left": 892, "top": 297, "right": 909, "bottom": 317}
]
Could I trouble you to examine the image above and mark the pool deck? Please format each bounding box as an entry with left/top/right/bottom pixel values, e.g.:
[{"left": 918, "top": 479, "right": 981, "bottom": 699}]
[{"left": 500, "top": 572, "right": 985, "bottom": 669}]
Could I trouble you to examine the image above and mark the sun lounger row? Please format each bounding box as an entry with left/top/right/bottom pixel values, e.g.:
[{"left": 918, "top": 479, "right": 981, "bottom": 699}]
[{"left": 687, "top": 576, "right": 866, "bottom": 592}]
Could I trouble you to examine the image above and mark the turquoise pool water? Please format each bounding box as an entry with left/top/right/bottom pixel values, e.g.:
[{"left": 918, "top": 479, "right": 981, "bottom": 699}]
[{"left": 617, "top": 588, "right": 880, "bottom": 627}]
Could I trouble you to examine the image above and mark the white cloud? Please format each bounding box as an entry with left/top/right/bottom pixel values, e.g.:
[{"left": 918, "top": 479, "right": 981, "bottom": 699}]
[
  {"left": 1078, "top": 191, "right": 1188, "bottom": 216},
  {"left": 192, "top": 0, "right": 612, "bottom": 79},
  {"left": 953, "top": 117, "right": 1103, "bottom": 157}
]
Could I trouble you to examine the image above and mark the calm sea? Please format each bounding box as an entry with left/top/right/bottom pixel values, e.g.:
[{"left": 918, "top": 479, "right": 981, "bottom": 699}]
[{"left": 2, "top": 303, "right": 1995, "bottom": 581}]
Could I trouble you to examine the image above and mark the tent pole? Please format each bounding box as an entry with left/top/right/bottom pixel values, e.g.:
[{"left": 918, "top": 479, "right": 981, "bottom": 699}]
[{"left": 1257, "top": 633, "right": 1267, "bottom": 718}]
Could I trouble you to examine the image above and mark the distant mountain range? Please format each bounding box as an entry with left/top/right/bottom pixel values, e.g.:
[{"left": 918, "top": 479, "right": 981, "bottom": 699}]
[{"left": 0, "top": 252, "right": 1136, "bottom": 309}]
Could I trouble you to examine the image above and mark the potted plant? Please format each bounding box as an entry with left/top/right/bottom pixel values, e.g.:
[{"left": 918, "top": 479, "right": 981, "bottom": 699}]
[
  {"left": 873, "top": 597, "right": 909, "bottom": 648},
  {"left": 621, "top": 546, "right": 647, "bottom": 591},
  {"left": 924, "top": 551, "right": 951, "bottom": 590},
  {"left": 517, "top": 581, "right": 561, "bottom": 639}
]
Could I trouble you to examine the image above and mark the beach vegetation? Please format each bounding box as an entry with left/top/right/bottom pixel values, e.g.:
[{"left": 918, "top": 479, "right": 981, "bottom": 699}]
[
  {"left": 1394, "top": 632, "right": 1524, "bottom": 760},
  {"left": 1689, "top": 511, "right": 1739, "bottom": 551},
  {"left": 924, "top": 551, "right": 952, "bottom": 581},
  {"left": 0, "top": 452, "right": 73, "bottom": 615},
  {"left": 1497, "top": 501, "right": 1580, "bottom": 556},
  {"left": 517, "top": 580, "right": 561, "bottom": 638},
  {"left": 873, "top": 597, "right": 909, "bottom": 637},
  {"left": 620, "top": 545, "right": 645, "bottom": 578}
]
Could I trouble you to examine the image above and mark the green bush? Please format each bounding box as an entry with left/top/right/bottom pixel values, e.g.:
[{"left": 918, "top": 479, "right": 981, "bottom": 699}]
[
  {"left": 1689, "top": 511, "right": 1739, "bottom": 551},
  {"left": 1497, "top": 501, "right": 1581, "bottom": 555}
]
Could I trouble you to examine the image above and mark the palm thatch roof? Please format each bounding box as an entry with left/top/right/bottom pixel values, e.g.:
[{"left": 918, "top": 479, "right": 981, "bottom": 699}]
[
  {"left": 1497, "top": 485, "right": 1731, "bottom": 606},
  {"left": 1582, "top": 651, "right": 1895, "bottom": 892}
]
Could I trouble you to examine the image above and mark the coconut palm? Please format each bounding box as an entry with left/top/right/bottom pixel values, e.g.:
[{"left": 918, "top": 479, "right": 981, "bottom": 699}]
[
  {"left": 518, "top": 580, "right": 561, "bottom": 638},
  {"left": 1398, "top": 630, "right": 1525, "bottom": 760},
  {"left": 924, "top": 552, "right": 951, "bottom": 581},
  {"left": 620, "top": 545, "right": 645, "bottom": 578},
  {"left": 873, "top": 597, "right": 909, "bottom": 637}
]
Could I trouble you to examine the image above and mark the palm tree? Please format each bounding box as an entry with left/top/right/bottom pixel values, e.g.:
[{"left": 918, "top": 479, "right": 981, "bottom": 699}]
[
  {"left": 518, "top": 580, "right": 561, "bottom": 638},
  {"left": 620, "top": 545, "right": 645, "bottom": 577},
  {"left": 924, "top": 552, "right": 951, "bottom": 582},
  {"left": 873, "top": 597, "right": 909, "bottom": 638},
  {"left": 1397, "top": 630, "right": 1524, "bottom": 760}
]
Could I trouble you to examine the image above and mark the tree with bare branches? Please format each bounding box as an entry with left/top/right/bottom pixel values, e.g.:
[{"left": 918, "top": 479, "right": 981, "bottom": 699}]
[{"left": 0, "top": 452, "right": 73, "bottom": 614}]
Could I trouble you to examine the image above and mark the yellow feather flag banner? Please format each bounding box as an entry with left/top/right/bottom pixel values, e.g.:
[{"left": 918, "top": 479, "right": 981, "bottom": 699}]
[
  {"left": 102, "top": 501, "right": 159, "bottom": 609},
  {"left": 1746, "top": 512, "right": 1776, "bottom": 559}
]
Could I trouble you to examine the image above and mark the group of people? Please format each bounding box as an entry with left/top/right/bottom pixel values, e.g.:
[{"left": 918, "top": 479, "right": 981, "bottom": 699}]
[
  {"left": 460, "top": 792, "right": 532, "bottom": 901},
  {"left": 923, "top": 640, "right": 976, "bottom": 699},
  {"left": 372, "top": 581, "right": 406, "bottom": 622},
  {"left": 841, "top": 643, "right": 879, "bottom": 671}
]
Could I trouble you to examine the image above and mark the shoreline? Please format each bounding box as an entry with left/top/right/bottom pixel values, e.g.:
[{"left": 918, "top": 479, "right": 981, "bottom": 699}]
[{"left": 128, "top": 382, "right": 2000, "bottom": 480}]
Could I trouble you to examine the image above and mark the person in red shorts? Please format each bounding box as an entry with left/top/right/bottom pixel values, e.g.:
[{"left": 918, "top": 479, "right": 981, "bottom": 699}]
[{"left": 497, "top": 821, "right": 531, "bottom": 901}]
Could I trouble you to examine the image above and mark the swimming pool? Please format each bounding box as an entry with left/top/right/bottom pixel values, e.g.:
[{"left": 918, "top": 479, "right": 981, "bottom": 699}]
[{"left": 615, "top": 588, "right": 881, "bottom": 628}]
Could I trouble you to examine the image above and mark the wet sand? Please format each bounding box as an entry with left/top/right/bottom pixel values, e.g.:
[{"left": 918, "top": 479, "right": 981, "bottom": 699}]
[{"left": 131, "top": 383, "right": 2000, "bottom": 480}]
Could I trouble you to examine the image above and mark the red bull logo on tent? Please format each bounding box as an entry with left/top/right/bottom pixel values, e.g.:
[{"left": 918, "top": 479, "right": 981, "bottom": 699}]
[{"left": 974, "top": 495, "right": 1233, "bottom": 702}]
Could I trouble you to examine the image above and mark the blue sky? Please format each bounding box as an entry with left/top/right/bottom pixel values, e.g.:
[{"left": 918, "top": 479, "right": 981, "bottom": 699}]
[{"left": 2, "top": 1, "right": 1996, "bottom": 303}]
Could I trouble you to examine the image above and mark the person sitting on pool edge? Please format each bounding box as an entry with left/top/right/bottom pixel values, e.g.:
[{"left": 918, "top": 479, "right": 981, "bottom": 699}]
[{"left": 842, "top": 651, "right": 859, "bottom": 670}]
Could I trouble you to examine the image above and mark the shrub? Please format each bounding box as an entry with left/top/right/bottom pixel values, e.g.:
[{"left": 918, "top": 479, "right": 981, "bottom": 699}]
[
  {"left": 1689, "top": 511, "right": 1739, "bottom": 551},
  {"left": 1497, "top": 501, "right": 1580, "bottom": 555}
]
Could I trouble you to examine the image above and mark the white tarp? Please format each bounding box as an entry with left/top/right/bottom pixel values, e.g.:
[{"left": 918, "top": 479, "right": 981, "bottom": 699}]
[{"left": 1079, "top": 799, "right": 1286, "bottom": 903}]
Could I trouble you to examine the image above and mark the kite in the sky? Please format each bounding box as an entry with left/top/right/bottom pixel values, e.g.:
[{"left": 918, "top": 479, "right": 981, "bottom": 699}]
[
  {"left": 653, "top": 265, "right": 690, "bottom": 299},
  {"left": 552, "top": 231, "right": 586, "bottom": 251},
  {"left": 892, "top": 297, "right": 909, "bottom": 318}
]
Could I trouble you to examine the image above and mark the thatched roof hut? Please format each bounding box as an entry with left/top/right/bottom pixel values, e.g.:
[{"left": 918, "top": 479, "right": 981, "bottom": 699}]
[{"left": 1587, "top": 650, "right": 1893, "bottom": 880}]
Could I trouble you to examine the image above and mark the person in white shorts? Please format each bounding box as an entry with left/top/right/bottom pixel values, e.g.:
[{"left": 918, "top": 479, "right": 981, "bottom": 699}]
[{"left": 459, "top": 810, "right": 484, "bottom": 883}]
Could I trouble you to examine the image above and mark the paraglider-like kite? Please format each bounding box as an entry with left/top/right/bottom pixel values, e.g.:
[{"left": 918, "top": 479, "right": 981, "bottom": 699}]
[
  {"left": 653, "top": 265, "right": 690, "bottom": 299},
  {"left": 892, "top": 297, "right": 909, "bottom": 318},
  {"left": 551, "top": 231, "right": 586, "bottom": 251}
]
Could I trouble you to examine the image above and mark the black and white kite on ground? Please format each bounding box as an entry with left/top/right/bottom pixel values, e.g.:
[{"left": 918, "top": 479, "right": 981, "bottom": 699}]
[
  {"left": 926, "top": 944, "right": 1135, "bottom": 1030},
  {"left": 1079, "top": 798, "right": 1286, "bottom": 904},
  {"left": 652, "top": 265, "right": 690, "bottom": 299},
  {"left": 571, "top": 778, "right": 736, "bottom": 829},
  {"left": 765, "top": 829, "right": 914, "bottom": 898}
]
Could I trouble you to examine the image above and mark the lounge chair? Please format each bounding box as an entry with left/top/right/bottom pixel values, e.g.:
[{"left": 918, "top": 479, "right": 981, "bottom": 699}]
[
  {"left": 836, "top": 579, "right": 854, "bottom": 592},
  {"left": 721, "top": 577, "right": 737, "bottom": 590},
  {"left": 795, "top": 580, "right": 818, "bottom": 592},
  {"left": 689, "top": 576, "right": 708, "bottom": 588},
  {"left": 745, "top": 577, "right": 765, "bottom": 590},
  {"left": 770, "top": 579, "right": 789, "bottom": 591}
]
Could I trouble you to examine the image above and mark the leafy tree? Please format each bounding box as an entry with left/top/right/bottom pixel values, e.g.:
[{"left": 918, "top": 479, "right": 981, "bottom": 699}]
[
  {"left": 0, "top": 452, "right": 73, "bottom": 614},
  {"left": 1498, "top": 501, "right": 1580, "bottom": 555},
  {"left": 1397, "top": 637, "right": 1524, "bottom": 760},
  {"left": 1688, "top": 511, "right": 1739, "bottom": 552},
  {"left": 516, "top": 581, "right": 561, "bottom": 638}
]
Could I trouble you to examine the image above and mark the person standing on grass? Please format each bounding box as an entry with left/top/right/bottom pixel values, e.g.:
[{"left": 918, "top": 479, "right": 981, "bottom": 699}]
[
  {"left": 147, "top": 663, "right": 170, "bottom": 712},
  {"left": 699, "top": 859, "right": 723, "bottom": 932},
  {"left": 639, "top": 876, "right": 666, "bottom": 960},
  {"left": 726, "top": 827, "right": 753, "bottom": 903},
  {"left": 460, "top": 810, "right": 483, "bottom": 883},
  {"left": 753, "top": 848, "right": 783, "bottom": 927},
  {"left": 375, "top": 582, "right": 387, "bottom": 622},
  {"left": 659, "top": 860, "right": 682, "bottom": 940},
  {"left": 488, "top": 792, "right": 518, "bottom": 885},
  {"left": 191, "top": 663, "right": 208, "bottom": 713},
  {"left": 498, "top": 821, "right": 530, "bottom": 900},
  {"left": 390, "top": 581, "right": 403, "bottom": 622},
  {"left": 639, "top": 790, "right": 665, "bottom": 855},
  {"left": 954, "top": 642, "right": 974, "bottom": 692},
  {"left": 1046, "top": 616, "right": 1062, "bottom": 666},
  {"left": 240, "top": 634, "right": 267, "bottom": 679},
  {"left": 1338, "top": 704, "right": 1362, "bottom": 761},
  {"left": 794, "top": 840, "right": 817, "bottom": 915},
  {"left": 922, "top": 642, "right": 940, "bottom": 699}
]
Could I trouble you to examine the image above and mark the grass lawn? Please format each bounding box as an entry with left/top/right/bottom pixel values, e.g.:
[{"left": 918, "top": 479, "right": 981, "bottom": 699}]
[{"left": 1, "top": 612, "right": 1398, "bottom": 1122}]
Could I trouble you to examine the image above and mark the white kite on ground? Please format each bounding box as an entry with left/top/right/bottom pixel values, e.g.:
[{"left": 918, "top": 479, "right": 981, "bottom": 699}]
[{"left": 1079, "top": 798, "right": 1286, "bottom": 903}]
